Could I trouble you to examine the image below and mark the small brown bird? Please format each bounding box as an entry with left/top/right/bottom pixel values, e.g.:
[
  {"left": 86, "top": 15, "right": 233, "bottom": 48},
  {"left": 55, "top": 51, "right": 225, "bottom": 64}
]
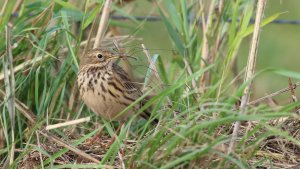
[{"left": 77, "top": 48, "right": 155, "bottom": 123}]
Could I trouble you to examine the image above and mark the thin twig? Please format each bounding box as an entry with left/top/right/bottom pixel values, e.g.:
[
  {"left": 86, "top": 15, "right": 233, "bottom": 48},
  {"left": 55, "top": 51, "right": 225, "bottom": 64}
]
[
  {"left": 46, "top": 117, "right": 91, "bottom": 130},
  {"left": 93, "top": 0, "right": 112, "bottom": 48},
  {"left": 228, "top": 0, "right": 267, "bottom": 154},
  {"left": 248, "top": 81, "right": 300, "bottom": 105}
]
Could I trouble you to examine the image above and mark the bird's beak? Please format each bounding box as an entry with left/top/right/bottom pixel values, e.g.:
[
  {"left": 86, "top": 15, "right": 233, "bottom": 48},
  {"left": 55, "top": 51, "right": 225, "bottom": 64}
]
[
  {"left": 109, "top": 55, "right": 122, "bottom": 60},
  {"left": 109, "top": 54, "right": 136, "bottom": 61},
  {"left": 111, "top": 56, "right": 120, "bottom": 60}
]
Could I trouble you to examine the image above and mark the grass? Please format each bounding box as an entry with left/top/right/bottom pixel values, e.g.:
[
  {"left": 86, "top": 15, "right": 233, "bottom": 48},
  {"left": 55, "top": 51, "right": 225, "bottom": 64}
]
[{"left": 1, "top": 0, "right": 300, "bottom": 168}]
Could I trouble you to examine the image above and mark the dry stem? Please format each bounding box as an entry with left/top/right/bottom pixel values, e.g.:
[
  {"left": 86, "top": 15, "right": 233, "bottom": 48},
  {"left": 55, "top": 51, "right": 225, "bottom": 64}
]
[
  {"left": 46, "top": 117, "right": 91, "bottom": 130},
  {"left": 93, "top": 0, "right": 112, "bottom": 48},
  {"left": 228, "top": 0, "right": 267, "bottom": 154},
  {"left": 199, "top": 0, "right": 216, "bottom": 93}
]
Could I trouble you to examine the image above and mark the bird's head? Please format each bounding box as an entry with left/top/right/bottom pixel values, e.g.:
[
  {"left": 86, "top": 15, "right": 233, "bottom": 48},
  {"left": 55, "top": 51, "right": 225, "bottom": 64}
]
[{"left": 79, "top": 48, "right": 124, "bottom": 69}]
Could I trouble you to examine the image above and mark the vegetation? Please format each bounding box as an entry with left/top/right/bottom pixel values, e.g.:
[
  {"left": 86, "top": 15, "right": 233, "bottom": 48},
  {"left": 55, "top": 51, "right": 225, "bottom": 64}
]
[{"left": 1, "top": 0, "right": 300, "bottom": 168}]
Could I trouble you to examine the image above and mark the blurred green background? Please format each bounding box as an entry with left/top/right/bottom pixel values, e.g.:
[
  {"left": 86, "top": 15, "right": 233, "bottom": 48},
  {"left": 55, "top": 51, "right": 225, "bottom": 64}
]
[
  {"left": 239, "top": 0, "right": 300, "bottom": 101},
  {"left": 120, "top": 0, "right": 300, "bottom": 102}
]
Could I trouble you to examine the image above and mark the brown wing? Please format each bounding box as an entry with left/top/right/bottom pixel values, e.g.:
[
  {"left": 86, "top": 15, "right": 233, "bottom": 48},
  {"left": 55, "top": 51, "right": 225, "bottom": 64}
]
[
  {"left": 112, "top": 63, "right": 142, "bottom": 98},
  {"left": 112, "top": 64, "right": 158, "bottom": 124}
]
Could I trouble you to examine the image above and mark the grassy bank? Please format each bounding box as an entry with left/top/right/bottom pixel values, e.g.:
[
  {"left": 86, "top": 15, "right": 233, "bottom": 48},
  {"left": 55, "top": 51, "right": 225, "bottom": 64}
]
[{"left": 1, "top": 0, "right": 300, "bottom": 168}]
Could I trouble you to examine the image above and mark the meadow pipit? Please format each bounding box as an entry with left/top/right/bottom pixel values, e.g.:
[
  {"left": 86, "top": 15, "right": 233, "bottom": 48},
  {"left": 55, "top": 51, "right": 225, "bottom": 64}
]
[{"left": 77, "top": 48, "right": 155, "bottom": 123}]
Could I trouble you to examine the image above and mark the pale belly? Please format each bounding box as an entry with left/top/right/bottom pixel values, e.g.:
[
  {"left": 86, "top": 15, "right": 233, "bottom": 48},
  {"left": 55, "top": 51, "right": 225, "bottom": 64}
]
[{"left": 81, "top": 89, "right": 134, "bottom": 121}]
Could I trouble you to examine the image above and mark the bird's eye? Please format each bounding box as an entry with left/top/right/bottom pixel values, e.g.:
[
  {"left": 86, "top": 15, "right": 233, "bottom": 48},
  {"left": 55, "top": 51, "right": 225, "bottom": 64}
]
[{"left": 97, "top": 53, "right": 104, "bottom": 60}]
